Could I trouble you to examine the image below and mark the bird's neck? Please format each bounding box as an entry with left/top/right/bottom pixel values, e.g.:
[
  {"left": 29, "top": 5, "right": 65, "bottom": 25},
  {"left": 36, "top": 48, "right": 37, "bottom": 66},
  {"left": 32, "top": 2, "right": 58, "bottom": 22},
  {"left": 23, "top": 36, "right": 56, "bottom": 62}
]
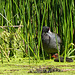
[{"left": 48, "top": 30, "right": 52, "bottom": 34}]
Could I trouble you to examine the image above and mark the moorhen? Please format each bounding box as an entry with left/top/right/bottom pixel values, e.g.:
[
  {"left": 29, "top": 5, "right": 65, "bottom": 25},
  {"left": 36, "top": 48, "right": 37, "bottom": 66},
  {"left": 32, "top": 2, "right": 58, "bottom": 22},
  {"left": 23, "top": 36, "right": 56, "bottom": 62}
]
[
  {"left": 41, "top": 26, "right": 61, "bottom": 55},
  {"left": 52, "top": 53, "right": 73, "bottom": 62}
]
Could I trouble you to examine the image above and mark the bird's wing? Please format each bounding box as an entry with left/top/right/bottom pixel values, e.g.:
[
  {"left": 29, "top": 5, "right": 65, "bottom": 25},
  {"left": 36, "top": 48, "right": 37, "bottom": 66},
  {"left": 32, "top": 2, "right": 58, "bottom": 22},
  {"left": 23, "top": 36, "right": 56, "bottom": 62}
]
[
  {"left": 52, "top": 33, "right": 61, "bottom": 44},
  {"left": 46, "top": 33, "right": 51, "bottom": 43}
]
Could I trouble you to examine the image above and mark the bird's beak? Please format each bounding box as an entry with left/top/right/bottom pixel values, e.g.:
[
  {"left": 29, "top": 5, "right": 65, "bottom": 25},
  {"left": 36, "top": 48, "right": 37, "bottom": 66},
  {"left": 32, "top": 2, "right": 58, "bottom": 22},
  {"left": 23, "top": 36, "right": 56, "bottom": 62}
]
[
  {"left": 52, "top": 53, "right": 58, "bottom": 58},
  {"left": 48, "top": 29, "right": 52, "bottom": 34},
  {"left": 52, "top": 54, "right": 56, "bottom": 58}
]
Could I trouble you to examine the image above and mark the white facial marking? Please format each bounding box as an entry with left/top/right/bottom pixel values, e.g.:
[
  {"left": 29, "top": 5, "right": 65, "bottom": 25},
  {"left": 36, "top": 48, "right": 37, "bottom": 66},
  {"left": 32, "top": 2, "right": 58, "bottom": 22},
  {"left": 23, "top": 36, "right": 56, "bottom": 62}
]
[{"left": 48, "top": 29, "right": 52, "bottom": 34}]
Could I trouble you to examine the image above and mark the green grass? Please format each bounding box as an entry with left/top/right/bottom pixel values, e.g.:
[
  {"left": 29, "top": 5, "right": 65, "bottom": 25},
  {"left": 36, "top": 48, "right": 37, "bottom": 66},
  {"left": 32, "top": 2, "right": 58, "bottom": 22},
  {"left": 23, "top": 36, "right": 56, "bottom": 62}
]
[
  {"left": 0, "top": 0, "right": 75, "bottom": 63},
  {"left": 0, "top": 58, "right": 75, "bottom": 75},
  {"left": 0, "top": 1, "right": 75, "bottom": 75}
]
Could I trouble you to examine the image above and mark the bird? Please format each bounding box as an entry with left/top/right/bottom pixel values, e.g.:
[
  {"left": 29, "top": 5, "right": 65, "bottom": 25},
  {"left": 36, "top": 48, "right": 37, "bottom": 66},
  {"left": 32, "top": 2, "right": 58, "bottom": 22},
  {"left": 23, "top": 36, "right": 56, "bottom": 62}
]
[
  {"left": 52, "top": 53, "right": 73, "bottom": 62},
  {"left": 41, "top": 26, "right": 62, "bottom": 56}
]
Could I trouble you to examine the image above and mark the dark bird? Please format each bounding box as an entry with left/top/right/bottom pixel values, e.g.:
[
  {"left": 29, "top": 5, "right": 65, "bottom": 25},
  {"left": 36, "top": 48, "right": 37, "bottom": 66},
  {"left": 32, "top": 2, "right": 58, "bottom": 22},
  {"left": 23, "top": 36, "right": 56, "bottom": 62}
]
[
  {"left": 41, "top": 26, "right": 61, "bottom": 55},
  {"left": 52, "top": 53, "right": 73, "bottom": 62}
]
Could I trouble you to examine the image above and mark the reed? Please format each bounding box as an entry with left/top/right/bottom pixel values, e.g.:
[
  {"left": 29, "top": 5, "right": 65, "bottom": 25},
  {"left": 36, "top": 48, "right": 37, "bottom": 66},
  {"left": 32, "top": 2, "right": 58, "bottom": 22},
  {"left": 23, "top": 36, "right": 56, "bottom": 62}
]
[{"left": 0, "top": 0, "right": 74, "bottom": 63}]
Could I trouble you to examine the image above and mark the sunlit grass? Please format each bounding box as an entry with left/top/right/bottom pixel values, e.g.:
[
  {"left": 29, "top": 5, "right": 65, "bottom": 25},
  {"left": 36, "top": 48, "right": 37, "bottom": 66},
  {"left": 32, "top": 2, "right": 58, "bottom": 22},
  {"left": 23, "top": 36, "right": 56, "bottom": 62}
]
[
  {"left": 0, "top": 58, "right": 75, "bottom": 75},
  {"left": 0, "top": 0, "right": 75, "bottom": 63}
]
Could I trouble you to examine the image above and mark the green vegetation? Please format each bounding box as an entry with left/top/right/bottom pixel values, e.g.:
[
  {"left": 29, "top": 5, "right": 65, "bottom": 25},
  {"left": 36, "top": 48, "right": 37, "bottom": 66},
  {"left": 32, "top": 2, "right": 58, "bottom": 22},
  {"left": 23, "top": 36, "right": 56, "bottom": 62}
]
[
  {"left": 0, "top": 59, "right": 75, "bottom": 75},
  {"left": 0, "top": 1, "right": 75, "bottom": 74}
]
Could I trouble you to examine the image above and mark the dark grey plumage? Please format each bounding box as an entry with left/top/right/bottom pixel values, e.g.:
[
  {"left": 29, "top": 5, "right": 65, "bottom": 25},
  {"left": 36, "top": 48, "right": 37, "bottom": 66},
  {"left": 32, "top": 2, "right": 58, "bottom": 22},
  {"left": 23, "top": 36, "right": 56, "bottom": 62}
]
[{"left": 41, "top": 26, "right": 61, "bottom": 54}]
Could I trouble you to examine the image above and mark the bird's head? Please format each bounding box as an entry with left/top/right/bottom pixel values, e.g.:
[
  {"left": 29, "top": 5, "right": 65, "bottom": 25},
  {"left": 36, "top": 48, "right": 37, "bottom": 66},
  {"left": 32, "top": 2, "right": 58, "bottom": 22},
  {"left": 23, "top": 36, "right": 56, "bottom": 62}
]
[
  {"left": 52, "top": 53, "right": 58, "bottom": 58},
  {"left": 42, "top": 26, "right": 52, "bottom": 34}
]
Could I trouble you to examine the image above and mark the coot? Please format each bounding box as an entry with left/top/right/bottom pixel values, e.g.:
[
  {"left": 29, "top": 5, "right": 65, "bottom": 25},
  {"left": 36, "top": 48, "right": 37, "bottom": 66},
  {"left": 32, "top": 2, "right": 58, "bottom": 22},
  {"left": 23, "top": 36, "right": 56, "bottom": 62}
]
[
  {"left": 41, "top": 26, "right": 61, "bottom": 54},
  {"left": 52, "top": 53, "right": 73, "bottom": 62}
]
